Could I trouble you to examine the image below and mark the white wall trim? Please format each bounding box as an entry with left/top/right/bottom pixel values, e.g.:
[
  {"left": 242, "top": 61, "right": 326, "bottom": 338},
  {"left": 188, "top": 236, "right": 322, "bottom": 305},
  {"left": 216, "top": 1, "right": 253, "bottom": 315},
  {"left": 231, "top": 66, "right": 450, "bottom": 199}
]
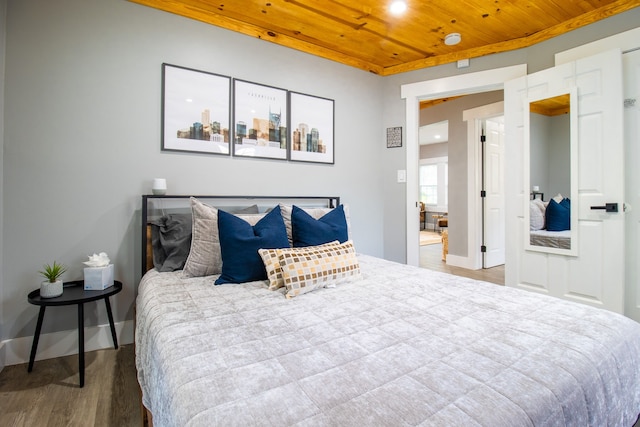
[
  {"left": 420, "top": 156, "right": 448, "bottom": 164},
  {"left": 401, "top": 65, "right": 527, "bottom": 267},
  {"left": 0, "top": 339, "right": 6, "bottom": 371},
  {"left": 446, "top": 254, "right": 477, "bottom": 269},
  {"left": 1, "top": 320, "right": 134, "bottom": 366}
]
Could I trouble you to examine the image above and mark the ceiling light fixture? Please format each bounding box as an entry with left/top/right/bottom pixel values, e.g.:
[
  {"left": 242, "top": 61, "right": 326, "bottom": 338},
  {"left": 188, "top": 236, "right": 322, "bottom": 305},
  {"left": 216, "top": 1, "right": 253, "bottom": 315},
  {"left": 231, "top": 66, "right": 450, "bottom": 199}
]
[
  {"left": 444, "top": 33, "right": 461, "bottom": 46},
  {"left": 389, "top": 1, "right": 407, "bottom": 15}
]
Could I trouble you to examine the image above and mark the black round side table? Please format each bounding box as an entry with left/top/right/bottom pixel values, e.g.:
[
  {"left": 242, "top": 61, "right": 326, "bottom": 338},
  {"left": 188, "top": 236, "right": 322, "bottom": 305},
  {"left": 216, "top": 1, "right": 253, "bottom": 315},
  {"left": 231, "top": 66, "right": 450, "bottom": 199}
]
[{"left": 27, "top": 280, "right": 123, "bottom": 388}]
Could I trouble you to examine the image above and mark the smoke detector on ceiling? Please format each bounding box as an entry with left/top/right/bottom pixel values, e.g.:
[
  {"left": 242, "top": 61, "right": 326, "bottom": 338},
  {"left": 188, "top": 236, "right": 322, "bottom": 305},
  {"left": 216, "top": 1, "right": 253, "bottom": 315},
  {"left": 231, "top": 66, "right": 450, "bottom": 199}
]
[{"left": 444, "top": 33, "right": 461, "bottom": 46}]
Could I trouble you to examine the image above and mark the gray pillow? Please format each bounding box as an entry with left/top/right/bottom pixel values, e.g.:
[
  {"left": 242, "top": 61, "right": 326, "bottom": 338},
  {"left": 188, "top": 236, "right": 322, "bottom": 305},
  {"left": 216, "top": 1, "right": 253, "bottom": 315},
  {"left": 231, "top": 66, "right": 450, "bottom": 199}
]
[
  {"left": 235, "top": 204, "right": 259, "bottom": 214},
  {"left": 151, "top": 214, "right": 193, "bottom": 272},
  {"left": 183, "top": 197, "right": 267, "bottom": 278}
]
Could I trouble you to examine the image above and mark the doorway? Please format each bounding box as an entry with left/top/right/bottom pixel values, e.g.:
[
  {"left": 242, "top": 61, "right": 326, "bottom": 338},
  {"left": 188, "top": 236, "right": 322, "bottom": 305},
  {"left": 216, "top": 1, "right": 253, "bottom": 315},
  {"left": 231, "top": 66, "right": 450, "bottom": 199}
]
[{"left": 402, "top": 65, "right": 527, "bottom": 269}]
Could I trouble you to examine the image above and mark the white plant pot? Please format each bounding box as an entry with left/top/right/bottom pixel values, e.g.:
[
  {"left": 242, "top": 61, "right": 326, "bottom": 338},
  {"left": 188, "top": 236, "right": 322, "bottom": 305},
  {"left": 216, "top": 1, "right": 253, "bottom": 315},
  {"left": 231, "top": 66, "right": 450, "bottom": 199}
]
[{"left": 40, "top": 280, "right": 63, "bottom": 298}]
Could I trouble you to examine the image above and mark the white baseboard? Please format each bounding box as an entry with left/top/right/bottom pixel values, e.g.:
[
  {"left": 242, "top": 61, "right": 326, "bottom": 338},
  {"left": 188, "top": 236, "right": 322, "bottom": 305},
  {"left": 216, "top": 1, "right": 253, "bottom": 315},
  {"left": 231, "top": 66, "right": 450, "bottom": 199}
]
[
  {"left": 446, "top": 254, "right": 477, "bottom": 270},
  {"left": 1, "top": 320, "right": 134, "bottom": 366},
  {"left": 0, "top": 340, "right": 6, "bottom": 372}
]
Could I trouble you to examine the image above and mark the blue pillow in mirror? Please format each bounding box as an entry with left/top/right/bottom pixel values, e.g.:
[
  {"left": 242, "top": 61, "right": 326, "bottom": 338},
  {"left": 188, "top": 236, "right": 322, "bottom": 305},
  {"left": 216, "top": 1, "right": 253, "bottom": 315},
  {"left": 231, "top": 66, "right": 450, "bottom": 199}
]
[
  {"left": 546, "top": 198, "right": 570, "bottom": 231},
  {"left": 292, "top": 204, "right": 348, "bottom": 247},
  {"left": 215, "top": 205, "right": 289, "bottom": 284}
]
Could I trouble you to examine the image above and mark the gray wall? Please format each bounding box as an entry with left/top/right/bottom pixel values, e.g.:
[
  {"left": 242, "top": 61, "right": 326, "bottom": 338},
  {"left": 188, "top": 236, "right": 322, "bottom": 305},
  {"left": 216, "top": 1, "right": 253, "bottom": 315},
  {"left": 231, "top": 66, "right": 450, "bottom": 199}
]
[
  {"left": 380, "top": 9, "right": 640, "bottom": 263},
  {"left": 2, "top": 0, "right": 384, "bottom": 342},
  {"left": 530, "top": 112, "right": 570, "bottom": 200},
  {"left": 420, "top": 142, "right": 448, "bottom": 159},
  {"left": 3, "top": 0, "right": 640, "bottom": 351},
  {"left": 530, "top": 113, "right": 551, "bottom": 197},
  {"left": 0, "top": 0, "right": 6, "bottom": 370},
  {"left": 548, "top": 115, "right": 571, "bottom": 198}
]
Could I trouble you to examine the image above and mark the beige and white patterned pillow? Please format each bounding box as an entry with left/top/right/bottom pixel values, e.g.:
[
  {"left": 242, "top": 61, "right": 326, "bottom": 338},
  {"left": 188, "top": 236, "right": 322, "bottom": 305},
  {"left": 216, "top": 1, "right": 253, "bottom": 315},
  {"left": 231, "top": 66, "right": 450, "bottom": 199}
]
[
  {"left": 183, "top": 197, "right": 266, "bottom": 278},
  {"left": 277, "top": 240, "right": 361, "bottom": 299},
  {"left": 279, "top": 204, "right": 352, "bottom": 246},
  {"left": 258, "top": 241, "right": 340, "bottom": 291}
]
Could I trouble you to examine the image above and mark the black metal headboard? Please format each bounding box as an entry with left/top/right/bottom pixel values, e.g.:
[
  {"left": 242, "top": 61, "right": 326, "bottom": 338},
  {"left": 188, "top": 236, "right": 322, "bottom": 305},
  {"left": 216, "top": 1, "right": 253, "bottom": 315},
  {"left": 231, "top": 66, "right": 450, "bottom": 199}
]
[{"left": 141, "top": 195, "right": 340, "bottom": 278}]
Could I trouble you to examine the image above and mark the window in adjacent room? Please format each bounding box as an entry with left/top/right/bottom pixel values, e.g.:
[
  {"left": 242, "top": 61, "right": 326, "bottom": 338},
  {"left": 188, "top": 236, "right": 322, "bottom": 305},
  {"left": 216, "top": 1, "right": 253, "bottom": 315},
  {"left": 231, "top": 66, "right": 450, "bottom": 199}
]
[{"left": 419, "top": 156, "right": 448, "bottom": 210}]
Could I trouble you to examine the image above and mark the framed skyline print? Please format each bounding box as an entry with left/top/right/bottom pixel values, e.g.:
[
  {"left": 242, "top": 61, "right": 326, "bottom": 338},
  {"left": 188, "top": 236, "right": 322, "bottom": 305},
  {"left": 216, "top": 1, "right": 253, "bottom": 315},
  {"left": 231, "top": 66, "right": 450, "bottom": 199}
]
[
  {"left": 289, "top": 92, "right": 334, "bottom": 164},
  {"left": 161, "top": 63, "right": 231, "bottom": 155},
  {"left": 233, "top": 79, "right": 288, "bottom": 160}
]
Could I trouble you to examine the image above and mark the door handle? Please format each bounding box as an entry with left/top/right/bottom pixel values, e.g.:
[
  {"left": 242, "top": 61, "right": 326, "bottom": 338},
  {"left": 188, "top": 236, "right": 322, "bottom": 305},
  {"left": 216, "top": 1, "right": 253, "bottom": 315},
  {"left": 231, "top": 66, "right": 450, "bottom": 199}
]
[{"left": 590, "top": 203, "right": 618, "bottom": 213}]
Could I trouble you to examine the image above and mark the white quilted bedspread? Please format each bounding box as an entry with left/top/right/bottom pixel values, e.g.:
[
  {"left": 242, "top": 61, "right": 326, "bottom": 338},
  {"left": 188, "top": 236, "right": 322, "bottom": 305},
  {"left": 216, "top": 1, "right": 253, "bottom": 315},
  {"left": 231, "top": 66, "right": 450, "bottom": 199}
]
[{"left": 135, "top": 254, "right": 640, "bottom": 426}]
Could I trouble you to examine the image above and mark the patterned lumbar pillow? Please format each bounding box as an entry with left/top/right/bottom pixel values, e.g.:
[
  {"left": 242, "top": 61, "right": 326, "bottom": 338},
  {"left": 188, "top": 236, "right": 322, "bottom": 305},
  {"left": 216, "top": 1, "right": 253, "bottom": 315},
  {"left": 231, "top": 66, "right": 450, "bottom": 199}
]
[
  {"left": 276, "top": 240, "right": 361, "bottom": 298},
  {"left": 258, "top": 241, "right": 340, "bottom": 291}
]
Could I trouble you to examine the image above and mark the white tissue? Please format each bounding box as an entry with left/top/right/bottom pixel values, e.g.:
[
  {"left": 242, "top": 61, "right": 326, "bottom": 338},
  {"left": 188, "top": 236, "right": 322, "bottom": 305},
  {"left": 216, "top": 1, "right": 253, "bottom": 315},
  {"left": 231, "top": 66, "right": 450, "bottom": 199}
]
[{"left": 84, "top": 252, "right": 110, "bottom": 267}]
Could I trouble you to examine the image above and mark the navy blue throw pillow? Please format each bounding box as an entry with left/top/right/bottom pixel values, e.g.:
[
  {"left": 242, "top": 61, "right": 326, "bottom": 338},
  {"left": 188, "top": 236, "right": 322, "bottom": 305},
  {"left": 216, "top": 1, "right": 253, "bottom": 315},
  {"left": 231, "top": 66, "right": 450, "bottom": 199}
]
[
  {"left": 546, "top": 198, "right": 570, "bottom": 231},
  {"left": 215, "top": 205, "right": 289, "bottom": 284},
  {"left": 292, "top": 204, "right": 348, "bottom": 247}
]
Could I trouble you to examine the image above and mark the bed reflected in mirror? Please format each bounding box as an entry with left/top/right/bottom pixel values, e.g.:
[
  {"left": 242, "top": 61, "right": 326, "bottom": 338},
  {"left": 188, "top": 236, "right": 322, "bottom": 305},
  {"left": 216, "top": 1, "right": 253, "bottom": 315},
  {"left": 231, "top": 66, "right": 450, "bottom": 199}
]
[{"left": 525, "top": 89, "right": 578, "bottom": 256}]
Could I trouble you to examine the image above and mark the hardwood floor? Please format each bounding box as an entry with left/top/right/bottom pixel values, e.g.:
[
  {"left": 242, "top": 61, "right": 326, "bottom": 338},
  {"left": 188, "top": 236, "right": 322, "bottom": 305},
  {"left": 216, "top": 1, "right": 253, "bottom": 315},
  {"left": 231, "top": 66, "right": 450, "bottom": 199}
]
[
  {"left": 0, "top": 345, "right": 140, "bottom": 427},
  {"left": 420, "top": 242, "right": 505, "bottom": 285}
]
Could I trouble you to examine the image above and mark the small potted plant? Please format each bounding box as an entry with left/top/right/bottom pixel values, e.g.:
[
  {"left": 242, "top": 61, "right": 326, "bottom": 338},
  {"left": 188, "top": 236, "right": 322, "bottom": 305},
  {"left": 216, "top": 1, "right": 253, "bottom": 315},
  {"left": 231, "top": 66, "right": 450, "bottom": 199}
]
[{"left": 39, "top": 261, "right": 67, "bottom": 298}]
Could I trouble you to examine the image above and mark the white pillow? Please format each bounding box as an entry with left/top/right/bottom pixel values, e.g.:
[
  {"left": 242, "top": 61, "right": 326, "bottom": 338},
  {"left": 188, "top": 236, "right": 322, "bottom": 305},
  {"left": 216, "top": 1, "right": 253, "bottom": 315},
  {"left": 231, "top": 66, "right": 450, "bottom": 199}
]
[{"left": 529, "top": 199, "right": 545, "bottom": 231}]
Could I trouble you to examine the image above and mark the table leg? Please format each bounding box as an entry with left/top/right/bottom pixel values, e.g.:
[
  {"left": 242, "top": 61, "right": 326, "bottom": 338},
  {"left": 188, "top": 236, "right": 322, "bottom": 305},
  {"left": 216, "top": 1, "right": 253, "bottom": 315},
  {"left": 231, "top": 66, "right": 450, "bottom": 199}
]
[
  {"left": 78, "top": 303, "right": 85, "bottom": 388},
  {"left": 104, "top": 297, "right": 118, "bottom": 349},
  {"left": 27, "top": 306, "right": 46, "bottom": 372}
]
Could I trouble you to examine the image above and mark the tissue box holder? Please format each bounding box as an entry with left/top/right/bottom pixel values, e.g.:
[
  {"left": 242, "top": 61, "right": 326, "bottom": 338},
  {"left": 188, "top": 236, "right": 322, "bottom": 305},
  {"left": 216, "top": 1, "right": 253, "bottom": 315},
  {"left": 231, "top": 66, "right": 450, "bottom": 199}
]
[{"left": 84, "top": 264, "right": 114, "bottom": 290}]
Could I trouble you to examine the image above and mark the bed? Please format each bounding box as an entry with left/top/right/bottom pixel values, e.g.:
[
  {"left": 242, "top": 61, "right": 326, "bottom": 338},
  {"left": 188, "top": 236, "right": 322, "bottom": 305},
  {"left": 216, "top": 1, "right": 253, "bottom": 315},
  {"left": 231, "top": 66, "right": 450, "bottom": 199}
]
[
  {"left": 529, "top": 229, "right": 571, "bottom": 250},
  {"left": 136, "top": 195, "right": 640, "bottom": 426}
]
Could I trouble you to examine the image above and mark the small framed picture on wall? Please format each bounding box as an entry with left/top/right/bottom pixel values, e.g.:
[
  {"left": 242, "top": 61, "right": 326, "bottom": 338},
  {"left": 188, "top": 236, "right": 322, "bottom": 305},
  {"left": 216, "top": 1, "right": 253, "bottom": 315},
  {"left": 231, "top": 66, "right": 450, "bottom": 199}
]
[{"left": 386, "top": 126, "right": 402, "bottom": 148}]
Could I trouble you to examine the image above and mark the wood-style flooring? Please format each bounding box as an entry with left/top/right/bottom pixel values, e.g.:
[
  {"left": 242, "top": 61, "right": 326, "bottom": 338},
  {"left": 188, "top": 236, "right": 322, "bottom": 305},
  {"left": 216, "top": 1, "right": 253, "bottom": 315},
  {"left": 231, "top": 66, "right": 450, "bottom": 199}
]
[
  {"left": 0, "top": 345, "right": 140, "bottom": 427},
  {"left": 420, "top": 241, "right": 505, "bottom": 285}
]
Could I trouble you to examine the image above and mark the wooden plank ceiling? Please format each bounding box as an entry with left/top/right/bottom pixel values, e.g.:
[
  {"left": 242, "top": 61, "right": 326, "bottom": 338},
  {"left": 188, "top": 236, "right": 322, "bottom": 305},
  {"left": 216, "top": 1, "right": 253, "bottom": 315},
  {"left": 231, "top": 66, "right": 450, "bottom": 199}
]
[{"left": 128, "top": 0, "right": 640, "bottom": 76}]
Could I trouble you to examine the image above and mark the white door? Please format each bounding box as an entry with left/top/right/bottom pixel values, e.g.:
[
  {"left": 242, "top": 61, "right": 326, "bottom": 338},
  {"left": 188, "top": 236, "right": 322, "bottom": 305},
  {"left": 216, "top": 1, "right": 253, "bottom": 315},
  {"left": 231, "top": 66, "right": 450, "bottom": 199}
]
[
  {"left": 483, "top": 117, "right": 506, "bottom": 268},
  {"left": 505, "top": 49, "right": 625, "bottom": 313},
  {"left": 625, "top": 48, "right": 640, "bottom": 322}
]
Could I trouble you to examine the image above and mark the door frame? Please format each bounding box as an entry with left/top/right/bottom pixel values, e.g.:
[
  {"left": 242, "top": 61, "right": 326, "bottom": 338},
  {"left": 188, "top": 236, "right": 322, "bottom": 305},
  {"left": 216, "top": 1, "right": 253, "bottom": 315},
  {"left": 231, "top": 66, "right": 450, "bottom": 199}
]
[{"left": 401, "top": 65, "right": 527, "bottom": 267}]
